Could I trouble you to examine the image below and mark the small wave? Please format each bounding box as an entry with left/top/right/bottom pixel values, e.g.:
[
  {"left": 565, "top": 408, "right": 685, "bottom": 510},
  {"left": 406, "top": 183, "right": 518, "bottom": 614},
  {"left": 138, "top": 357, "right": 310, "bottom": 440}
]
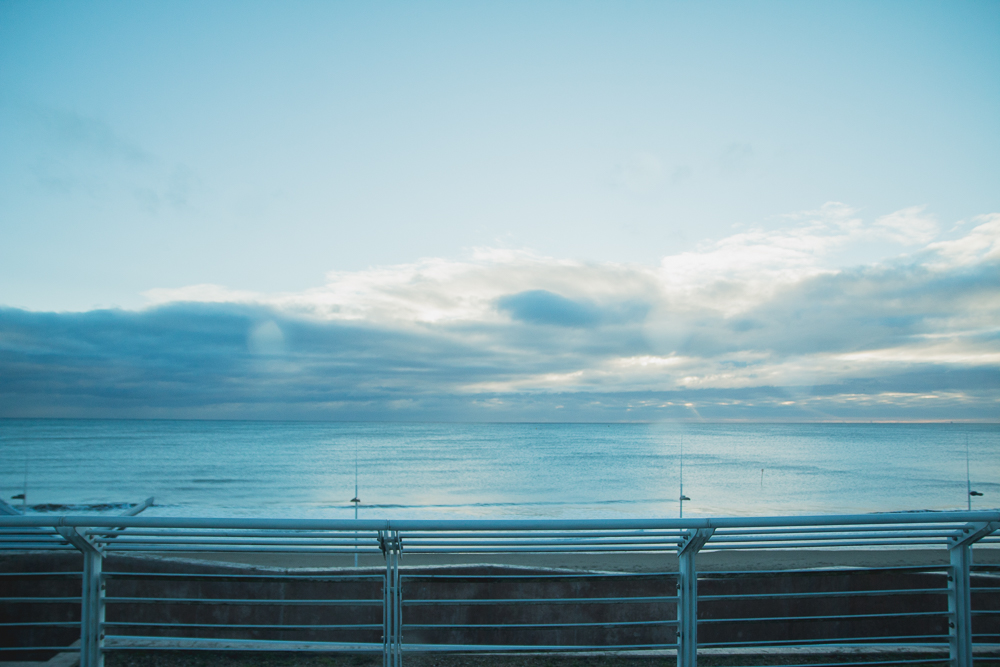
[
  {"left": 359, "top": 498, "right": 667, "bottom": 510},
  {"left": 28, "top": 502, "right": 135, "bottom": 513}
]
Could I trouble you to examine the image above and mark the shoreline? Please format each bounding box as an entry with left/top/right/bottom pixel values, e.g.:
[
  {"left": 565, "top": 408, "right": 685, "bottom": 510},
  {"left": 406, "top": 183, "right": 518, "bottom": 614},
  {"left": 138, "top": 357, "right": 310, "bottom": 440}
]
[{"left": 118, "top": 547, "right": 1000, "bottom": 572}]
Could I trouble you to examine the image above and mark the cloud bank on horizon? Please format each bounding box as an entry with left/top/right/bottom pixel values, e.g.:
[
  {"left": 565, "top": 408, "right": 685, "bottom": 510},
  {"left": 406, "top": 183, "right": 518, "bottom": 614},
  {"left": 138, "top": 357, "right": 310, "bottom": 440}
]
[{"left": 2, "top": 204, "right": 997, "bottom": 422}]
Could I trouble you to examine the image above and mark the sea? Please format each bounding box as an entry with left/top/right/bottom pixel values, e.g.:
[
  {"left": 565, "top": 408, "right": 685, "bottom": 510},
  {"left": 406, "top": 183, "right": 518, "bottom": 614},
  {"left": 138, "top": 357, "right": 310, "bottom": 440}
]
[{"left": 1, "top": 420, "right": 997, "bottom": 520}]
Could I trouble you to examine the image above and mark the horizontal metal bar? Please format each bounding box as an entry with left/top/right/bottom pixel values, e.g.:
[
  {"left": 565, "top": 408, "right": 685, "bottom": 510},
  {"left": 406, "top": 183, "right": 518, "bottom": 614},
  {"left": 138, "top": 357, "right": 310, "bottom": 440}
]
[
  {"left": 402, "top": 571, "right": 676, "bottom": 580},
  {"left": 86, "top": 529, "right": 383, "bottom": 539},
  {"left": 105, "top": 596, "right": 381, "bottom": 606},
  {"left": 406, "top": 619, "right": 679, "bottom": 629},
  {"left": 0, "top": 597, "right": 82, "bottom": 603},
  {"left": 104, "top": 621, "right": 382, "bottom": 629},
  {"left": 103, "top": 545, "right": 383, "bottom": 553},
  {"left": 96, "top": 532, "right": 379, "bottom": 541},
  {"left": 90, "top": 529, "right": 685, "bottom": 540},
  {"left": 0, "top": 621, "right": 80, "bottom": 627},
  {"left": 402, "top": 530, "right": 685, "bottom": 539},
  {"left": 0, "top": 571, "right": 82, "bottom": 577},
  {"left": 401, "top": 545, "right": 679, "bottom": 553},
  {"left": 0, "top": 535, "right": 70, "bottom": 541},
  {"left": 401, "top": 642, "right": 677, "bottom": 652},
  {"left": 700, "top": 636, "right": 948, "bottom": 648},
  {"left": 700, "top": 565, "right": 949, "bottom": 576},
  {"left": 710, "top": 532, "right": 957, "bottom": 542},
  {"left": 702, "top": 588, "right": 944, "bottom": 601},
  {"left": 101, "top": 540, "right": 674, "bottom": 551},
  {"left": 717, "top": 525, "right": 963, "bottom": 535},
  {"left": 0, "top": 544, "right": 75, "bottom": 550},
  {"left": 700, "top": 610, "right": 947, "bottom": 624},
  {"left": 103, "top": 639, "right": 670, "bottom": 653},
  {"left": 399, "top": 643, "right": 994, "bottom": 653},
  {"left": 3, "top": 510, "right": 997, "bottom": 531},
  {"left": 402, "top": 538, "right": 680, "bottom": 547},
  {"left": 105, "top": 571, "right": 384, "bottom": 581},
  {"left": 0, "top": 535, "right": 68, "bottom": 542},
  {"left": 0, "top": 646, "right": 80, "bottom": 652},
  {"left": 712, "top": 659, "right": 949, "bottom": 667},
  {"left": 103, "top": 636, "right": 384, "bottom": 652},
  {"left": 98, "top": 537, "right": 384, "bottom": 547},
  {"left": 403, "top": 595, "right": 678, "bottom": 606},
  {"left": 705, "top": 540, "right": 950, "bottom": 549}
]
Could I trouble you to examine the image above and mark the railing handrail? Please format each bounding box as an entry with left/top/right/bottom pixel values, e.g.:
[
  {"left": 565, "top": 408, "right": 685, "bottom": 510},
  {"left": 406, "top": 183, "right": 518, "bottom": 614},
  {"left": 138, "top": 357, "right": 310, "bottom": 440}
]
[
  {"left": 1, "top": 509, "right": 998, "bottom": 531},
  {"left": 3, "top": 510, "right": 998, "bottom": 667}
]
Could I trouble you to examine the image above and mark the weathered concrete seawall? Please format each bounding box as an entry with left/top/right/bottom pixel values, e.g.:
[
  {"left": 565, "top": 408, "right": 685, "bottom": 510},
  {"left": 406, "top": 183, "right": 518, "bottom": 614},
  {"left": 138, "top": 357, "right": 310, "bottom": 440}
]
[{"left": 3, "top": 553, "right": 998, "bottom": 661}]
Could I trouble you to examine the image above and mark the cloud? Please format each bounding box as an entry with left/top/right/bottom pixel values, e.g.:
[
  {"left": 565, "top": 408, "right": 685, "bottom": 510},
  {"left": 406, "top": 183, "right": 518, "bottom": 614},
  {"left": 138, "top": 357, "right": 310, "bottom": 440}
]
[
  {"left": 927, "top": 213, "right": 1000, "bottom": 268},
  {"left": 496, "top": 290, "right": 648, "bottom": 328},
  {"left": 498, "top": 290, "right": 602, "bottom": 327},
  {"left": 3, "top": 205, "right": 999, "bottom": 421},
  {"left": 874, "top": 206, "right": 938, "bottom": 245}
]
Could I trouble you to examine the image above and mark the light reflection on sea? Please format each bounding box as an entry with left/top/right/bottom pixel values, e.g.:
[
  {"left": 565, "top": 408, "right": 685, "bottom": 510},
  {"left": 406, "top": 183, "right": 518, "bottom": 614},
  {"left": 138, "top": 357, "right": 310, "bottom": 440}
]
[{"left": 1, "top": 420, "right": 997, "bottom": 519}]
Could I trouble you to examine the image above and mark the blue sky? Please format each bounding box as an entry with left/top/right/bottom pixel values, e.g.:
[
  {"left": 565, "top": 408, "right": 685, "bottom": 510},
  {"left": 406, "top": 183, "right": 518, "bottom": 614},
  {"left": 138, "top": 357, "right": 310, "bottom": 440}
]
[{"left": 1, "top": 1, "right": 998, "bottom": 421}]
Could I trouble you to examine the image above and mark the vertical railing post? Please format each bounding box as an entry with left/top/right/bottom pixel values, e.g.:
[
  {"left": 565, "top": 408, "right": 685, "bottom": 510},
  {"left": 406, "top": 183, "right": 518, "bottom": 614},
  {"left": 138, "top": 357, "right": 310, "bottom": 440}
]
[
  {"left": 947, "top": 520, "right": 998, "bottom": 667},
  {"left": 677, "top": 548, "right": 697, "bottom": 667},
  {"left": 948, "top": 544, "right": 972, "bottom": 667},
  {"left": 82, "top": 549, "right": 105, "bottom": 667},
  {"left": 676, "top": 528, "right": 713, "bottom": 667},
  {"left": 56, "top": 526, "right": 105, "bottom": 667},
  {"left": 380, "top": 529, "right": 402, "bottom": 667}
]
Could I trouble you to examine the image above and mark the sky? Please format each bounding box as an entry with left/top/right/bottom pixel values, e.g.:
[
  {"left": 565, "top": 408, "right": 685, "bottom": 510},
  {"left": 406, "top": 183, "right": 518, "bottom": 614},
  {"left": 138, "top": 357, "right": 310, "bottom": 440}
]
[{"left": 1, "top": 1, "right": 998, "bottom": 421}]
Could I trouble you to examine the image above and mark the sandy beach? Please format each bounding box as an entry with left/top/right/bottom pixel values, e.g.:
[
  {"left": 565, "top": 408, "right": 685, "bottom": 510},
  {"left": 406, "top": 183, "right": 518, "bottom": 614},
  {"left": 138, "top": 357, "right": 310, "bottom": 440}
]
[{"left": 136, "top": 547, "right": 1000, "bottom": 572}]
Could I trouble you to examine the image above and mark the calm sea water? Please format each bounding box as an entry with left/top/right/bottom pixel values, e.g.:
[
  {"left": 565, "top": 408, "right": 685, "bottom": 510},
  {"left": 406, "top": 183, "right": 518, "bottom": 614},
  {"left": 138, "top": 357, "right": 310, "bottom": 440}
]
[{"left": 1, "top": 420, "right": 997, "bottom": 519}]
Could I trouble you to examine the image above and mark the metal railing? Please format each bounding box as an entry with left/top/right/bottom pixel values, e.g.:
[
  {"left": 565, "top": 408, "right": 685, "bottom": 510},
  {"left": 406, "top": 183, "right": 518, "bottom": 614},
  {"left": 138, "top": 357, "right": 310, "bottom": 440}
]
[{"left": 1, "top": 511, "right": 998, "bottom": 667}]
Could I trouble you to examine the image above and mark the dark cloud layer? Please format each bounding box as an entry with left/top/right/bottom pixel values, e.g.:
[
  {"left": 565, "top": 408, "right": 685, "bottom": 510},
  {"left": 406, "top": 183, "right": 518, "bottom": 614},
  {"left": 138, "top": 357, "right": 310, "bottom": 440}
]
[
  {"left": 1, "top": 264, "right": 997, "bottom": 421},
  {"left": 3, "top": 213, "right": 998, "bottom": 421},
  {"left": 497, "top": 290, "right": 649, "bottom": 328}
]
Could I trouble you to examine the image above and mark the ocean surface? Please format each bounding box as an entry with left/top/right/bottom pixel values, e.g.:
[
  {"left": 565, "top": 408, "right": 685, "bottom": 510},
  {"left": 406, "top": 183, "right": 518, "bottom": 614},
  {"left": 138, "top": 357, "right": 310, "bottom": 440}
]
[{"left": 1, "top": 420, "right": 997, "bottom": 520}]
